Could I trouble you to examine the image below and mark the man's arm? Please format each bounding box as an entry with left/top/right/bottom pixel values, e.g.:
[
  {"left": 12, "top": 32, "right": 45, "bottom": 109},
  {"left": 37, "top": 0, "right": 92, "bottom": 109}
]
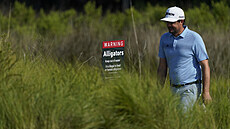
[
  {"left": 200, "top": 59, "right": 212, "bottom": 104},
  {"left": 157, "top": 58, "right": 168, "bottom": 87}
]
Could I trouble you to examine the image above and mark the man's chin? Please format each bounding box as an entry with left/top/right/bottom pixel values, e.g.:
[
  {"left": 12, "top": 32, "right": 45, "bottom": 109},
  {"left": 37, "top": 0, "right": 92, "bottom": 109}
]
[
  {"left": 169, "top": 30, "right": 174, "bottom": 34},
  {"left": 168, "top": 29, "right": 174, "bottom": 33}
]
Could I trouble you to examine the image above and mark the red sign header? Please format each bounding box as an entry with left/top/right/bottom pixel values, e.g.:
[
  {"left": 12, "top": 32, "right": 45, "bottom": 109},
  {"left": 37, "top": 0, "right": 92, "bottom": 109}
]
[{"left": 103, "top": 40, "right": 125, "bottom": 49}]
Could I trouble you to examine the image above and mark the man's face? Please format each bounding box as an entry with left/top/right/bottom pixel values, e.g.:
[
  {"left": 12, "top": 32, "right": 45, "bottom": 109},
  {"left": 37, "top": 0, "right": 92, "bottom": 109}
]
[{"left": 166, "top": 21, "right": 183, "bottom": 36}]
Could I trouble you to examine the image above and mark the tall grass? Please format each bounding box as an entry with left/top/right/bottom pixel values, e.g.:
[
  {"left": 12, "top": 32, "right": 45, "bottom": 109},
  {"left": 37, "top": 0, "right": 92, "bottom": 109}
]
[
  {"left": 0, "top": 1, "right": 229, "bottom": 128},
  {"left": 1, "top": 1, "right": 227, "bottom": 75},
  {"left": 0, "top": 35, "right": 229, "bottom": 128}
]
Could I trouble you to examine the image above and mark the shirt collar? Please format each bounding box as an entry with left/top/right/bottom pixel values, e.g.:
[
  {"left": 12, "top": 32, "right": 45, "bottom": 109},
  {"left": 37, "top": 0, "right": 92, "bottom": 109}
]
[{"left": 179, "top": 25, "right": 188, "bottom": 38}]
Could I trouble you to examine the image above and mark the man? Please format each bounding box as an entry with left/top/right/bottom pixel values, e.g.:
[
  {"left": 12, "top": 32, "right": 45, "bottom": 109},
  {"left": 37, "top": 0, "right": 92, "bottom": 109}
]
[{"left": 157, "top": 6, "right": 212, "bottom": 111}]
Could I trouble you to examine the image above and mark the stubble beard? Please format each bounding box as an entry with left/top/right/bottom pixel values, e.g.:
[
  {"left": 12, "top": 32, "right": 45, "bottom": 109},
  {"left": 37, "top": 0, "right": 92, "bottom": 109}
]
[{"left": 168, "top": 27, "right": 179, "bottom": 36}]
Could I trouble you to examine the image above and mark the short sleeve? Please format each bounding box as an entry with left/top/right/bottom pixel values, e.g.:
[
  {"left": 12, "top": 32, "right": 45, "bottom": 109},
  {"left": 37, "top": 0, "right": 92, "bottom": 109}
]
[
  {"left": 158, "top": 37, "right": 166, "bottom": 58},
  {"left": 193, "top": 34, "right": 209, "bottom": 62}
]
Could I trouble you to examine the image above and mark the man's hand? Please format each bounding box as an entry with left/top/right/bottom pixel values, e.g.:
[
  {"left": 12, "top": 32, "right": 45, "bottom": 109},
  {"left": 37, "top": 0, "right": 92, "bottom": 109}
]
[{"left": 203, "top": 92, "right": 212, "bottom": 105}]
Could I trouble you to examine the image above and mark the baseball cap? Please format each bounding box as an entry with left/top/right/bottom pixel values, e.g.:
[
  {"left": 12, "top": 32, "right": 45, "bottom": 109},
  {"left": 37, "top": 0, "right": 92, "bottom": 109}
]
[{"left": 161, "top": 6, "right": 185, "bottom": 22}]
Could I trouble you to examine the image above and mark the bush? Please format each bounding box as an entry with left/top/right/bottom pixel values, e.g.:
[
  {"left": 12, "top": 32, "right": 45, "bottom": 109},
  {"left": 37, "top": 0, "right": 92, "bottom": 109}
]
[
  {"left": 37, "top": 9, "right": 76, "bottom": 36},
  {"left": 0, "top": 13, "right": 8, "bottom": 32},
  {"left": 186, "top": 3, "right": 216, "bottom": 30},
  {"left": 11, "top": 1, "right": 36, "bottom": 34},
  {"left": 144, "top": 3, "right": 166, "bottom": 27},
  {"left": 102, "top": 11, "right": 127, "bottom": 35},
  {"left": 212, "top": 1, "right": 230, "bottom": 30}
]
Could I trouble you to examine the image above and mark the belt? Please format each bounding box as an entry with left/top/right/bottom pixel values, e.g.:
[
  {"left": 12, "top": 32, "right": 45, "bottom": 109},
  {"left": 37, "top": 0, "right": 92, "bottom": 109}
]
[{"left": 171, "top": 80, "right": 201, "bottom": 88}]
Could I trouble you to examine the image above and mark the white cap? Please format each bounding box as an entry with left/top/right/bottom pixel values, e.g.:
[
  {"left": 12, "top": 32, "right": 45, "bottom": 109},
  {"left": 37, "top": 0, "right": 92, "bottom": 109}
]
[{"left": 161, "top": 6, "right": 185, "bottom": 22}]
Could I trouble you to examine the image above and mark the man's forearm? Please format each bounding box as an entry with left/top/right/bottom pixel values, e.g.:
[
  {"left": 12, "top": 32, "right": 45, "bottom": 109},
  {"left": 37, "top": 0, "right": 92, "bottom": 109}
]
[
  {"left": 157, "top": 58, "right": 168, "bottom": 86},
  {"left": 202, "top": 64, "right": 210, "bottom": 94},
  {"left": 200, "top": 59, "right": 212, "bottom": 104},
  {"left": 157, "top": 68, "right": 167, "bottom": 86}
]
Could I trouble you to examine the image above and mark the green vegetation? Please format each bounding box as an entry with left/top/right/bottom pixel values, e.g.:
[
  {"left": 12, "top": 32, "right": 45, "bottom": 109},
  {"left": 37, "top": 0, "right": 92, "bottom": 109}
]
[
  {"left": 0, "top": 35, "right": 229, "bottom": 128},
  {"left": 0, "top": 1, "right": 228, "bottom": 74},
  {"left": 0, "top": 1, "right": 229, "bottom": 128}
]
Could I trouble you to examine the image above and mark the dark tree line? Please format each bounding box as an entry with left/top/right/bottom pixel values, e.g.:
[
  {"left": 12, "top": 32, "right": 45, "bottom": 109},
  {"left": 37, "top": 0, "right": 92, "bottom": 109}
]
[{"left": 0, "top": 0, "right": 228, "bottom": 13}]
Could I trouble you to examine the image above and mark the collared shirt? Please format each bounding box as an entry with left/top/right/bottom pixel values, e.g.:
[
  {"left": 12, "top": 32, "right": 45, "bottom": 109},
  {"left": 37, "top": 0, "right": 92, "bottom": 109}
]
[{"left": 158, "top": 26, "right": 208, "bottom": 85}]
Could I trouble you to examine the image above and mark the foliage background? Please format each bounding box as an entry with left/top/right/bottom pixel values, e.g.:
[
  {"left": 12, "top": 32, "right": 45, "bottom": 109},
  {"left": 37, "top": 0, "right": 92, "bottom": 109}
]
[
  {"left": 0, "top": 0, "right": 229, "bottom": 128},
  {"left": 0, "top": 0, "right": 229, "bottom": 74}
]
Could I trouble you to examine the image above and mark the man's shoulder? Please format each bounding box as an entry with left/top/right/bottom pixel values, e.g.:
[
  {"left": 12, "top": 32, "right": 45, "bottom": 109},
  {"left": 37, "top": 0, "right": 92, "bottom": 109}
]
[
  {"left": 186, "top": 28, "right": 204, "bottom": 45},
  {"left": 186, "top": 28, "right": 202, "bottom": 39}
]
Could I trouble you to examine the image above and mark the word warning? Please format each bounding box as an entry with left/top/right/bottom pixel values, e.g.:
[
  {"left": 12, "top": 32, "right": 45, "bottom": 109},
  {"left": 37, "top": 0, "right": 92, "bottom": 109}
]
[{"left": 102, "top": 40, "right": 125, "bottom": 79}]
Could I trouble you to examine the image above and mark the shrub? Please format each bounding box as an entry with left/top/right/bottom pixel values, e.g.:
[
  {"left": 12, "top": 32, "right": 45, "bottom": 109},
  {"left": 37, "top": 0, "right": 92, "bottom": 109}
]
[
  {"left": 144, "top": 3, "right": 166, "bottom": 27},
  {"left": 186, "top": 3, "right": 215, "bottom": 30},
  {"left": 212, "top": 1, "right": 230, "bottom": 30},
  {"left": 11, "top": 1, "right": 36, "bottom": 34},
  {"left": 37, "top": 9, "right": 75, "bottom": 36},
  {"left": 102, "top": 11, "right": 127, "bottom": 35},
  {"left": 0, "top": 13, "right": 9, "bottom": 32}
]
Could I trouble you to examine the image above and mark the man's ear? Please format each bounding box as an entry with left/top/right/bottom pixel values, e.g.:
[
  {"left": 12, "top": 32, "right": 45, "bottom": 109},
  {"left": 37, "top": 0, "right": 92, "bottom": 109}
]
[{"left": 181, "top": 20, "right": 185, "bottom": 24}]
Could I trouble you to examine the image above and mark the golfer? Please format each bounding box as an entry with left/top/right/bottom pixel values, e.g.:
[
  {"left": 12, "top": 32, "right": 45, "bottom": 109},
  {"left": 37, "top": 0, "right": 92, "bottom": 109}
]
[{"left": 157, "top": 6, "right": 212, "bottom": 111}]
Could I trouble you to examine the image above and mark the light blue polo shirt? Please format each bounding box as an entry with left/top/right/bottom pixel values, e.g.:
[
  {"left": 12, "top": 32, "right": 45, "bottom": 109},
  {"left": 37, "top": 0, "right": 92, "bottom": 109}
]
[{"left": 158, "top": 26, "right": 208, "bottom": 85}]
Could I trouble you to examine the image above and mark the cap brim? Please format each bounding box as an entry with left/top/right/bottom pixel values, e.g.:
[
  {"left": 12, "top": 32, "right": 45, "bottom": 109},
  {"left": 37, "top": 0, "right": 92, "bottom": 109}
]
[{"left": 160, "top": 17, "right": 178, "bottom": 22}]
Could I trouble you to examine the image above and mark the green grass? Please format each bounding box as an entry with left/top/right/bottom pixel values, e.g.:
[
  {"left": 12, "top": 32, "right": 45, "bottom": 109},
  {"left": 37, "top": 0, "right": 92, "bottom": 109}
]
[
  {"left": 0, "top": 1, "right": 229, "bottom": 128},
  {"left": 0, "top": 50, "right": 229, "bottom": 128}
]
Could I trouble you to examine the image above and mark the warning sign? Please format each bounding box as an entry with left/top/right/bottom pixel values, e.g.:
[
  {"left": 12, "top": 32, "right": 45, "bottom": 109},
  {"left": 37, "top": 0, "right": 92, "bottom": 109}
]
[{"left": 102, "top": 40, "right": 125, "bottom": 79}]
